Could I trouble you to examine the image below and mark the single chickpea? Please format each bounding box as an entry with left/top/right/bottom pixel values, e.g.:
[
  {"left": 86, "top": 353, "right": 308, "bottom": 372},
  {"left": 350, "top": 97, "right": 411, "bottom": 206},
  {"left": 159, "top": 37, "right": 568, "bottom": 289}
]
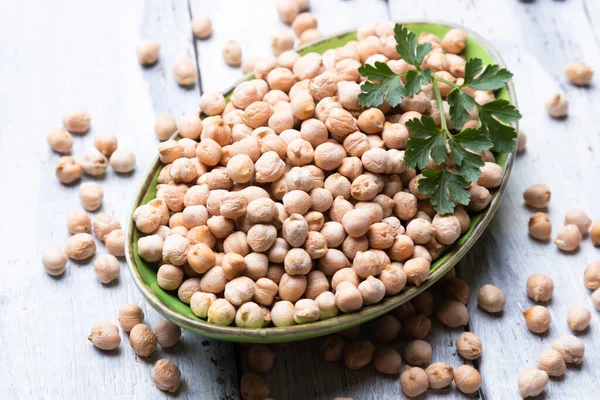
[
  {"left": 282, "top": 214, "right": 309, "bottom": 248},
  {"left": 335, "top": 281, "right": 363, "bottom": 313},
  {"left": 254, "top": 151, "right": 286, "bottom": 183},
  {"left": 325, "top": 108, "right": 358, "bottom": 138},
  {"left": 79, "top": 147, "right": 108, "bottom": 176},
  {"left": 518, "top": 368, "right": 550, "bottom": 399},
  {"left": 92, "top": 134, "right": 117, "bottom": 157},
  {"left": 55, "top": 156, "right": 82, "bottom": 184},
  {"left": 223, "top": 276, "right": 255, "bottom": 306},
  {"left": 88, "top": 322, "right": 120, "bottom": 351},
  {"left": 136, "top": 40, "right": 160, "bottom": 65},
  {"left": 190, "top": 292, "right": 217, "bottom": 319},
  {"left": 271, "top": 300, "right": 296, "bottom": 327},
  {"left": 437, "top": 300, "right": 469, "bottom": 328},
  {"left": 584, "top": 261, "right": 600, "bottom": 289},
  {"left": 62, "top": 109, "right": 91, "bottom": 133},
  {"left": 476, "top": 284, "right": 506, "bottom": 313},
  {"left": 432, "top": 214, "right": 461, "bottom": 245},
  {"left": 403, "top": 339, "right": 432, "bottom": 366},
  {"left": 65, "top": 233, "right": 96, "bottom": 260},
  {"left": 271, "top": 32, "right": 295, "bottom": 56},
  {"left": 154, "top": 114, "right": 177, "bottom": 141},
  {"left": 523, "top": 305, "right": 551, "bottom": 334},
  {"left": 425, "top": 363, "right": 454, "bottom": 390},
  {"left": 456, "top": 332, "right": 482, "bottom": 361},
  {"left": 91, "top": 213, "right": 120, "bottom": 242},
  {"left": 545, "top": 93, "right": 568, "bottom": 118},
  {"left": 565, "top": 61, "right": 594, "bottom": 86},
  {"left": 567, "top": 305, "right": 591, "bottom": 332},
  {"left": 443, "top": 278, "right": 470, "bottom": 304},
  {"left": 276, "top": 0, "right": 299, "bottom": 23},
  {"left": 373, "top": 346, "right": 402, "bottom": 375},
  {"left": 358, "top": 276, "right": 386, "bottom": 305},
  {"left": 373, "top": 315, "right": 402, "bottom": 342},
  {"left": 246, "top": 345, "right": 277, "bottom": 375},
  {"left": 129, "top": 323, "right": 157, "bottom": 357},
  {"left": 226, "top": 154, "right": 254, "bottom": 184},
  {"left": 282, "top": 190, "right": 312, "bottom": 216},
  {"left": 222, "top": 40, "right": 242, "bottom": 66},
  {"left": 526, "top": 273, "right": 554, "bottom": 302},
  {"left": 173, "top": 57, "right": 197, "bottom": 86},
  {"left": 251, "top": 278, "right": 277, "bottom": 306},
  {"left": 537, "top": 349, "right": 566, "bottom": 377},
  {"left": 191, "top": 15, "right": 212, "bottom": 39},
  {"left": 454, "top": 365, "right": 482, "bottom": 395},
  {"left": 528, "top": 212, "right": 552, "bottom": 241},
  {"left": 590, "top": 221, "right": 600, "bottom": 246},
  {"left": 517, "top": 129, "right": 527, "bottom": 154},
  {"left": 293, "top": 298, "right": 319, "bottom": 324},
  {"left": 393, "top": 302, "right": 417, "bottom": 321},
  {"left": 235, "top": 302, "right": 265, "bottom": 328},
  {"left": 47, "top": 127, "right": 73, "bottom": 153},
  {"left": 117, "top": 304, "right": 144, "bottom": 332},
  {"left": 379, "top": 263, "right": 407, "bottom": 296},
  {"left": 342, "top": 340, "right": 374, "bottom": 370},
  {"left": 247, "top": 224, "right": 278, "bottom": 253},
  {"left": 523, "top": 184, "right": 551, "bottom": 209},
  {"left": 206, "top": 298, "right": 236, "bottom": 326},
  {"left": 298, "top": 28, "right": 321, "bottom": 45},
  {"left": 468, "top": 183, "right": 491, "bottom": 212},
  {"left": 304, "top": 231, "right": 328, "bottom": 259},
  {"left": 177, "top": 277, "right": 202, "bottom": 303},
  {"left": 441, "top": 28, "right": 467, "bottom": 54},
  {"left": 240, "top": 372, "right": 270, "bottom": 400},
  {"left": 477, "top": 162, "right": 503, "bottom": 188},
  {"left": 352, "top": 250, "right": 383, "bottom": 279},
  {"left": 564, "top": 208, "right": 592, "bottom": 235},
  {"left": 278, "top": 273, "right": 307, "bottom": 302},
  {"left": 66, "top": 208, "right": 91, "bottom": 235},
  {"left": 400, "top": 366, "right": 429, "bottom": 397},
  {"left": 403, "top": 257, "right": 430, "bottom": 287},
  {"left": 331, "top": 267, "right": 360, "bottom": 290},
  {"left": 157, "top": 264, "right": 184, "bottom": 291},
  {"left": 158, "top": 140, "right": 184, "bottom": 164},
  {"left": 315, "top": 291, "right": 339, "bottom": 320},
  {"left": 41, "top": 247, "right": 67, "bottom": 276},
  {"left": 388, "top": 235, "right": 415, "bottom": 262},
  {"left": 93, "top": 254, "right": 120, "bottom": 284},
  {"left": 551, "top": 334, "right": 585, "bottom": 364},
  {"left": 109, "top": 148, "right": 136, "bottom": 173},
  {"left": 151, "top": 359, "right": 181, "bottom": 394},
  {"left": 554, "top": 224, "right": 582, "bottom": 251},
  {"left": 291, "top": 12, "right": 317, "bottom": 36},
  {"left": 223, "top": 231, "right": 250, "bottom": 255}
]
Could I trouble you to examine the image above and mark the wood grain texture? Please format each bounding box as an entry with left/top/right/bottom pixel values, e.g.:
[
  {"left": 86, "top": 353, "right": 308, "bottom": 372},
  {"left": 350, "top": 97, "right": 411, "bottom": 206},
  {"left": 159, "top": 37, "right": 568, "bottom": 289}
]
[{"left": 0, "top": 0, "right": 237, "bottom": 399}]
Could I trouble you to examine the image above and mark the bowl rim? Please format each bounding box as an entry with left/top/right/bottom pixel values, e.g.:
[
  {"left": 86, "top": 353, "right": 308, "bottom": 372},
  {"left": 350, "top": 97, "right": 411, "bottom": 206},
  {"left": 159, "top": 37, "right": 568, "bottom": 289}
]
[{"left": 126, "top": 19, "right": 517, "bottom": 343}]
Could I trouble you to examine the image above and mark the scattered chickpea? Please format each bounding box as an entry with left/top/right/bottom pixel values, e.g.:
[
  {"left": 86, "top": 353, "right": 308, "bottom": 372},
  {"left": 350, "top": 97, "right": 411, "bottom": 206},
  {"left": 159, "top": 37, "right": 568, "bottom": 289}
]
[
  {"left": 565, "top": 61, "right": 593, "bottom": 86},
  {"left": 545, "top": 93, "right": 568, "bottom": 118},
  {"left": 154, "top": 114, "right": 177, "bottom": 141},
  {"left": 118, "top": 304, "right": 144, "bottom": 332},
  {"left": 247, "top": 345, "right": 277, "bottom": 374},
  {"left": 374, "top": 346, "right": 402, "bottom": 375},
  {"left": 437, "top": 300, "right": 469, "bottom": 328},
  {"left": 476, "top": 284, "right": 506, "bottom": 313},
  {"left": 292, "top": 12, "right": 317, "bottom": 36},
  {"left": 523, "top": 305, "right": 551, "bottom": 334},
  {"left": 584, "top": 261, "right": 600, "bottom": 289},
  {"left": 426, "top": 363, "right": 454, "bottom": 390},
  {"left": 400, "top": 366, "right": 429, "bottom": 397},
  {"left": 528, "top": 212, "right": 552, "bottom": 240},
  {"left": 554, "top": 224, "right": 582, "bottom": 251},
  {"left": 564, "top": 208, "right": 592, "bottom": 235},
  {"left": 403, "top": 339, "right": 432, "bottom": 366},
  {"left": 456, "top": 332, "right": 482, "bottom": 360},
  {"left": 88, "top": 322, "right": 120, "bottom": 351},
  {"left": 444, "top": 278, "right": 470, "bottom": 304},
  {"left": 151, "top": 359, "right": 181, "bottom": 393},
  {"left": 62, "top": 109, "right": 91, "bottom": 134},
  {"left": 80, "top": 147, "right": 108, "bottom": 176},
  {"left": 374, "top": 314, "right": 402, "bottom": 342},
  {"left": 592, "top": 221, "right": 600, "bottom": 246},
  {"left": 526, "top": 273, "right": 554, "bottom": 302},
  {"left": 298, "top": 28, "right": 321, "bottom": 45},
  {"left": 523, "top": 184, "right": 551, "bottom": 209},
  {"left": 129, "top": 323, "right": 158, "bottom": 356},
  {"left": 136, "top": 40, "right": 160, "bottom": 65},
  {"left": 223, "top": 40, "right": 242, "bottom": 66},
  {"left": 551, "top": 334, "right": 585, "bottom": 364},
  {"left": 47, "top": 127, "right": 73, "bottom": 153},
  {"left": 42, "top": 247, "right": 68, "bottom": 276},
  {"left": 173, "top": 57, "right": 197, "bottom": 87},
  {"left": 454, "top": 365, "right": 482, "bottom": 395},
  {"left": 79, "top": 182, "right": 103, "bottom": 211},
  {"left": 93, "top": 254, "right": 120, "bottom": 284},
  {"left": 191, "top": 15, "right": 212, "bottom": 39},
  {"left": 240, "top": 372, "right": 270, "bottom": 400},
  {"left": 518, "top": 367, "right": 549, "bottom": 399},
  {"left": 65, "top": 233, "right": 96, "bottom": 260},
  {"left": 55, "top": 156, "right": 82, "bottom": 184},
  {"left": 567, "top": 305, "right": 591, "bottom": 331},
  {"left": 537, "top": 349, "right": 566, "bottom": 377},
  {"left": 343, "top": 340, "right": 374, "bottom": 370}
]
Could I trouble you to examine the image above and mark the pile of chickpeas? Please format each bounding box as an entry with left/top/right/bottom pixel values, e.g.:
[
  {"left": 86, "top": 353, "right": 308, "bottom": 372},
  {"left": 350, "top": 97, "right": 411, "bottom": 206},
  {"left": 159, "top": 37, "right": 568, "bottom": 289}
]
[{"left": 132, "top": 22, "right": 507, "bottom": 332}]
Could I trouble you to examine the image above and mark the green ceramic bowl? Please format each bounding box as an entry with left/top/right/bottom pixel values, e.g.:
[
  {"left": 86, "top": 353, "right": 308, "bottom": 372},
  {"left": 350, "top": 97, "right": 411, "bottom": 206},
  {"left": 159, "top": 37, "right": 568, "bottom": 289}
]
[{"left": 126, "top": 21, "right": 517, "bottom": 343}]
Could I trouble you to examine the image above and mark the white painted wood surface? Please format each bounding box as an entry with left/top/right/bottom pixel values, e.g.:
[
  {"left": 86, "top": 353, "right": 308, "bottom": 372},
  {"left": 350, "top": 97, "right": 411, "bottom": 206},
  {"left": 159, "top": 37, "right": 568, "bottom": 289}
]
[{"left": 1, "top": 0, "right": 599, "bottom": 399}]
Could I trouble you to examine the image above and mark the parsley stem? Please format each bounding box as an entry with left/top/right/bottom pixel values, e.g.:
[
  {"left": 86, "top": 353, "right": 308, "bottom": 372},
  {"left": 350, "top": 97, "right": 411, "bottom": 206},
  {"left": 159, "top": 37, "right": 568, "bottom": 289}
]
[
  {"left": 430, "top": 75, "right": 449, "bottom": 134},
  {"left": 435, "top": 75, "right": 462, "bottom": 89}
]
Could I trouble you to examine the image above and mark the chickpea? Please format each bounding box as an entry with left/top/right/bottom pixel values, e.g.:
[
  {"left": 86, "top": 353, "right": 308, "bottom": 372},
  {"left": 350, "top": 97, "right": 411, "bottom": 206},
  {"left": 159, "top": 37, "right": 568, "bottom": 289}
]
[
  {"left": 129, "top": 323, "right": 157, "bottom": 356},
  {"left": 388, "top": 234, "right": 414, "bottom": 262},
  {"left": 403, "top": 339, "right": 432, "bottom": 366},
  {"left": 552, "top": 334, "right": 585, "bottom": 364},
  {"left": 545, "top": 93, "right": 568, "bottom": 118},
  {"left": 303, "top": 231, "right": 328, "bottom": 259},
  {"left": 149, "top": 359, "right": 181, "bottom": 394},
  {"left": 476, "top": 284, "right": 506, "bottom": 313},
  {"left": 523, "top": 184, "right": 551, "bottom": 209},
  {"left": 313, "top": 291, "right": 338, "bottom": 319},
  {"left": 271, "top": 300, "right": 296, "bottom": 327},
  {"left": 331, "top": 267, "right": 360, "bottom": 290},
  {"left": 358, "top": 276, "right": 386, "bottom": 305},
  {"left": 41, "top": 247, "right": 67, "bottom": 276},
  {"left": 584, "top": 261, "right": 600, "bottom": 289},
  {"left": 249, "top": 278, "right": 277, "bottom": 307},
  {"left": 158, "top": 140, "right": 184, "bottom": 164},
  {"left": 526, "top": 273, "right": 554, "bottom": 302},
  {"left": 523, "top": 305, "right": 551, "bottom": 334},
  {"left": 351, "top": 250, "right": 381, "bottom": 279},
  {"left": 176, "top": 277, "right": 201, "bottom": 303},
  {"left": 334, "top": 281, "right": 363, "bottom": 313},
  {"left": 403, "top": 257, "right": 430, "bottom": 287},
  {"left": 55, "top": 156, "right": 82, "bottom": 184},
  {"left": 567, "top": 305, "right": 591, "bottom": 332},
  {"left": 47, "top": 127, "right": 73, "bottom": 154},
  {"left": 441, "top": 28, "right": 467, "bottom": 54},
  {"left": 254, "top": 151, "right": 286, "bottom": 183},
  {"left": 189, "top": 292, "right": 216, "bottom": 319},
  {"left": 270, "top": 32, "right": 294, "bottom": 56},
  {"left": 591, "top": 221, "right": 600, "bottom": 246},
  {"left": 454, "top": 332, "right": 482, "bottom": 361},
  {"left": 278, "top": 273, "right": 307, "bottom": 302},
  {"left": 79, "top": 147, "right": 108, "bottom": 176},
  {"left": 65, "top": 233, "right": 96, "bottom": 260},
  {"left": 282, "top": 214, "right": 309, "bottom": 247},
  {"left": 291, "top": 298, "right": 319, "bottom": 324},
  {"left": 437, "top": 300, "right": 469, "bottom": 328},
  {"left": 400, "top": 366, "right": 429, "bottom": 397},
  {"left": 235, "top": 302, "right": 264, "bottom": 328},
  {"left": 535, "top": 349, "right": 566, "bottom": 378},
  {"left": 62, "top": 109, "right": 91, "bottom": 134},
  {"left": 554, "top": 224, "right": 582, "bottom": 251},
  {"left": 565, "top": 61, "right": 593, "bottom": 86},
  {"left": 298, "top": 28, "right": 321, "bottom": 45},
  {"left": 528, "top": 212, "right": 552, "bottom": 241},
  {"left": 592, "top": 288, "right": 600, "bottom": 311},
  {"left": 222, "top": 40, "right": 242, "bottom": 66},
  {"left": 342, "top": 340, "right": 374, "bottom": 370},
  {"left": 276, "top": 0, "right": 299, "bottom": 23},
  {"left": 325, "top": 108, "right": 358, "bottom": 138},
  {"left": 93, "top": 254, "right": 120, "bottom": 284},
  {"left": 373, "top": 346, "right": 402, "bottom": 375},
  {"left": 277, "top": 51, "right": 300, "bottom": 71},
  {"left": 173, "top": 57, "right": 197, "bottom": 86},
  {"left": 88, "top": 322, "right": 121, "bottom": 351},
  {"left": 379, "top": 263, "right": 407, "bottom": 295},
  {"left": 136, "top": 39, "right": 160, "bottom": 65},
  {"left": 154, "top": 114, "right": 177, "bottom": 141},
  {"left": 426, "top": 363, "right": 454, "bottom": 390},
  {"left": 454, "top": 365, "right": 481, "bottom": 395},
  {"left": 291, "top": 12, "right": 317, "bottom": 36},
  {"left": 564, "top": 208, "right": 592, "bottom": 235},
  {"left": 374, "top": 314, "right": 402, "bottom": 342},
  {"left": 468, "top": 183, "right": 491, "bottom": 212},
  {"left": 191, "top": 15, "right": 212, "bottom": 39},
  {"left": 156, "top": 264, "right": 183, "bottom": 291}
]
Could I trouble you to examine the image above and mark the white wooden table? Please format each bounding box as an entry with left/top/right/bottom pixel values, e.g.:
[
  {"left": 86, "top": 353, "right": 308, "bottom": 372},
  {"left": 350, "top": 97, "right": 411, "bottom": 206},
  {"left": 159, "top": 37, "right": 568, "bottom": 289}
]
[{"left": 1, "top": 0, "right": 599, "bottom": 398}]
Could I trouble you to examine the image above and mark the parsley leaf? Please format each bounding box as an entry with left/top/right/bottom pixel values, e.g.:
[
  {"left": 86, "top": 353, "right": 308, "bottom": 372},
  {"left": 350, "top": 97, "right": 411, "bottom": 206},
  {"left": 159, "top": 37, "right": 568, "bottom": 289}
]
[
  {"left": 358, "top": 62, "right": 406, "bottom": 107},
  {"left": 451, "top": 128, "right": 494, "bottom": 152},
  {"left": 478, "top": 112, "right": 517, "bottom": 153},
  {"left": 404, "top": 70, "right": 432, "bottom": 97},
  {"left": 394, "top": 25, "right": 432, "bottom": 67},
  {"left": 418, "top": 168, "right": 471, "bottom": 215},
  {"left": 463, "top": 62, "right": 513, "bottom": 91},
  {"left": 404, "top": 116, "right": 446, "bottom": 169},
  {"left": 448, "top": 129, "right": 491, "bottom": 181},
  {"left": 447, "top": 88, "right": 475, "bottom": 130},
  {"left": 477, "top": 99, "right": 521, "bottom": 123}
]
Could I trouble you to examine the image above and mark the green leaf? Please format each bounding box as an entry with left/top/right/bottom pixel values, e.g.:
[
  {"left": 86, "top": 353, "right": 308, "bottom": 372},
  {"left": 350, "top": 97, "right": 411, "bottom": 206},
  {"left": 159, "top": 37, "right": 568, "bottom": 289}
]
[
  {"left": 477, "top": 99, "right": 522, "bottom": 123},
  {"left": 478, "top": 112, "right": 517, "bottom": 153},
  {"left": 404, "top": 116, "right": 446, "bottom": 169},
  {"left": 463, "top": 58, "right": 484, "bottom": 84},
  {"left": 448, "top": 142, "right": 486, "bottom": 181},
  {"left": 358, "top": 62, "right": 406, "bottom": 107},
  {"left": 394, "top": 24, "right": 432, "bottom": 67},
  {"left": 451, "top": 128, "right": 494, "bottom": 152},
  {"left": 464, "top": 63, "right": 513, "bottom": 91},
  {"left": 418, "top": 168, "right": 471, "bottom": 215},
  {"left": 447, "top": 88, "right": 475, "bottom": 130},
  {"left": 404, "top": 70, "right": 431, "bottom": 97}
]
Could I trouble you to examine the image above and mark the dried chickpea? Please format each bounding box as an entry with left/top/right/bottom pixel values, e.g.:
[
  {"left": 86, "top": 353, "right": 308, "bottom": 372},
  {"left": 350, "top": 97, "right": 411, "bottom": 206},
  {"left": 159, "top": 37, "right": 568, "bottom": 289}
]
[
  {"left": 292, "top": 12, "right": 317, "bottom": 36},
  {"left": 117, "top": 304, "right": 144, "bottom": 332},
  {"left": 374, "top": 346, "right": 402, "bottom": 375},
  {"left": 136, "top": 40, "right": 160, "bottom": 65},
  {"left": 343, "top": 340, "right": 374, "bottom": 370},
  {"left": 379, "top": 263, "right": 407, "bottom": 296},
  {"left": 173, "top": 57, "right": 197, "bottom": 86},
  {"left": 55, "top": 156, "right": 82, "bottom": 184},
  {"left": 584, "top": 261, "right": 600, "bottom": 289},
  {"left": 157, "top": 264, "right": 184, "bottom": 291},
  {"left": 93, "top": 254, "right": 120, "bottom": 284},
  {"left": 454, "top": 365, "right": 481, "bottom": 395},
  {"left": 403, "top": 257, "right": 430, "bottom": 287},
  {"left": 456, "top": 332, "right": 482, "bottom": 360},
  {"left": 240, "top": 372, "right": 270, "bottom": 400},
  {"left": 191, "top": 15, "right": 212, "bottom": 39},
  {"left": 62, "top": 109, "right": 91, "bottom": 134},
  {"left": 129, "top": 323, "right": 157, "bottom": 357},
  {"left": 358, "top": 276, "right": 386, "bottom": 305},
  {"left": 523, "top": 184, "right": 551, "bottom": 209},
  {"left": 222, "top": 40, "right": 242, "bottom": 66},
  {"left": 592, "top": 221, "right": 600, "bottom": 246},
  {"left": 552, "top": 334, "right": 585, "bottom": 364},
  {"left": 271, "top": 300, "right": 296, "bottom": 327},
  {"left": 93, "top": 134, "right": 117, "bottom": 157},
  {"left": 477, "top": 284, "right": 506, "bottom": 313},
  {"left": 79, "top": 147, "right": 108, "bottom": 176},
  {"left": 65, "top": 233, "right": 96, "bottom": 260},
  {"left": 178, "top": 277, "right": 202, "bottom": 303},
  {"left": 335, "top": 281, "right": 363, "bottom": 313},
  {"left": 315, "top": 291, "right": 339, "bottom": 319},
  {"left": 565, "top": 61, "right": 593, "bottom": 86},
  {"left": 151, "top": 359, "right": 181, "bottom": 393},
  {"left": 518, "top": 367, "right": 548, "bottom": 399},
  {"left": 564, "top": 208, "right": 592, "bottom": 235},
  {"left": 400, "top": 366, "right": 429, "bottom": 397},
  {"left": 282, "top": 214, "right": 309, "bottom": 247},
  {"left": 537, "top": 349, "right": 566, "bottom": 377},
  {"left": 47, "top": 127, "right": 73, "bottom": 153},
  {"left": 88, "top": 322, "right": 120, "bottom": 351},
  {"left": 545, "top": 93, "right": 568, "bottom": 118},
  {"left": 207, "top": 298, "right": 236, "bottom": 326},
  {"left": 523, "top": 305, "right": 551, "bottom": 333},
  {"left": 41, "top": 247, "right": 67, "bottom": 276},
  {"left": 528, "top": 212, "right": 552, "bottom": 240},
  {"left": 437, "top": 300, "right": 469, "bottom": 328},
  {"left": 154, "top": 114, "right": 177, "bottom": 141},
  {"left": 567, "top": 305, "right": 591, "bottom": 332},
  {"left": 247, "top": 224, "right": 278, "bottom": 252},
  {"left": 554, "top": 224, "right": 582, "bottom": 251},
  {"left": 298, "top": 29, "right": 321, "bottom": 45},
  {"left": 426, "top": 363, "right": 454, "bottom": 390},
  {"left": 278, "top": 273, "right": 307, "bottom": 302},
  {"left": 441, "top": 28, "right": 467, "bottom": 54}
]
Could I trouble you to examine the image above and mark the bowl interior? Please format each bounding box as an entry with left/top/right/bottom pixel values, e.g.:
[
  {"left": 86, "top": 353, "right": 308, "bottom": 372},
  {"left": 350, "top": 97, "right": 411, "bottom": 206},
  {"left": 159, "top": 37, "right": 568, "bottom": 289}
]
[{"left": 126, "top": 22, "right": 515, "bottom": 343}]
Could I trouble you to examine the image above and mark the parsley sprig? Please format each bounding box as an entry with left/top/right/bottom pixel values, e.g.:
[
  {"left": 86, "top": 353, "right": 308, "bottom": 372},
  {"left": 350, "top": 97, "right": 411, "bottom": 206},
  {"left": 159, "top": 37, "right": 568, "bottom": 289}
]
[{"left": 358, "top": 24, "right": 521, "bottom": 215}]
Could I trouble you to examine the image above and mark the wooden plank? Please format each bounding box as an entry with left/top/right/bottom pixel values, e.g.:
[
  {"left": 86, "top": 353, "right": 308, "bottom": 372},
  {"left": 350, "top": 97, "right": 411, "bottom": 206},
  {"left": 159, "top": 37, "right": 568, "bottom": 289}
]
[
  {"left": 388, "top": 1, "right": 600, "bottom": 399},
  {"left": 0, "top": 0, "right": 237, "bottom": 398},
  {"left": 189, "top": 0, "right": 390, "bottom": 93}
]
